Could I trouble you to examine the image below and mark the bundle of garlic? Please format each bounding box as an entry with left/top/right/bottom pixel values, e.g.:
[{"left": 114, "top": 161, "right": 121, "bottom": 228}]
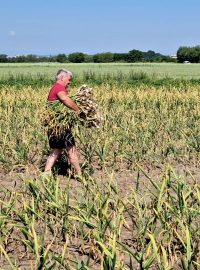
[
  {"left": 75, "top": 85, "right": 103, "bottom": 128},
  {"left": 42, "top": 85, "right": 103, "bottom": 138},
  {"left": 42, "top": 100, "right": 78, "bottom": 138}
]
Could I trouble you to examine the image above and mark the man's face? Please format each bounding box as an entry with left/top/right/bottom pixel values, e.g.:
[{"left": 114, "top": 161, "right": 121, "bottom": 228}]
[{"left": 62, "top": 75, "right": 72, "bottom": 87}]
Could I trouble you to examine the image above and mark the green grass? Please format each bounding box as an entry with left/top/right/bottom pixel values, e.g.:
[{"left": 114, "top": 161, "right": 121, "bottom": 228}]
[
  {"left": 1, "top": 62, "right": 200, "bottom": 79},
  {"left": 1, "top": 62, "right": 200, "bottom": 90}
]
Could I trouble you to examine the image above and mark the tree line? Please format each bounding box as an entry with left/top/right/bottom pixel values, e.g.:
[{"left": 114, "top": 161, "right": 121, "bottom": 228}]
[
  {"left": 1, "top": 46, "right": 199, "bottom": 63},
  {"left": 0, "top": 49, "right": 176, "bottom": 63}
]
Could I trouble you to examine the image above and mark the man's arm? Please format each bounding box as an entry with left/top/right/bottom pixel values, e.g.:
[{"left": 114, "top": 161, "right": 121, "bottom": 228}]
[{"left": 57, "top": 91, "right": 81, "bottom": 114}]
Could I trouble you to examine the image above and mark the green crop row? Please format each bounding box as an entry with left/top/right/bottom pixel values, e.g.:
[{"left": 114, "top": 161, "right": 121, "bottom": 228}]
[{"left": 1, "top": 72, "right": 200, "bottom": 89}]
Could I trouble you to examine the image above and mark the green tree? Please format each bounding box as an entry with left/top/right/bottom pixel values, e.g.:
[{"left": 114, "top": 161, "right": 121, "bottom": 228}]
[
  {"left": 190, "top": 46, "right": 200, "bottom": 62},
  {"left": 84, "top": 54, "right": 94, "bottom": 63},
  {"left": 93, "top": 52, "right": 114, "bottom": 63},
  {"left": 25, "top": 54, "right": 38, "bottom": 62},
  {"left": 68, "top": 52, "right": 85, "bottom": 63},
  {"left": 0, "top": 54, "right": 8, "bottom": 63},
  {"left": 127, "top": 49, "right": 143, "bottom": 62},
  {"left": 113, "top": 53, "right": 128, "bottom": 62},
  {"left": 56, "top": 54, "right": 67, "bottom": 63},
  {"left": 15, "top": 55, "right": 26, "bottom": 62},
  {"left": 143, "top": 50, "right": 160, "bottom": 62},
  {"left": 177, "top": 47, "right": 190, "bottom": 63}
]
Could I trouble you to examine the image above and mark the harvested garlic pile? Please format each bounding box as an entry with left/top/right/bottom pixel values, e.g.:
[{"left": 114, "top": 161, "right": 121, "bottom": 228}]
[{"left": 75, "top": 85, "right": 103, "bottom": 128}]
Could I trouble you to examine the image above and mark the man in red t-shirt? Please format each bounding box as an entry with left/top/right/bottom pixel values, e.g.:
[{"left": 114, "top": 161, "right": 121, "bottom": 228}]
[{"left": 44, "top": 69, "right": 82, "bottom": 176}]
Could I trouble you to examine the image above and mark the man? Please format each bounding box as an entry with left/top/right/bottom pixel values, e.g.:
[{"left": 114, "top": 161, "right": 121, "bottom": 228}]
[{"left": 44, "top": 69, "right": 82, "bottom": 176}]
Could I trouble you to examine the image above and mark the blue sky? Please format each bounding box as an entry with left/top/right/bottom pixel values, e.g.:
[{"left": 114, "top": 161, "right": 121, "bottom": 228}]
[{"left": 1, "top": 0, "right": 199, "bottom": 56}]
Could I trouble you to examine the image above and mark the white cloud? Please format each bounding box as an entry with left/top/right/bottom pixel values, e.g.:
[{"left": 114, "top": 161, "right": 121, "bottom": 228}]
[{"left": 9, "top": 30, "right": 16, "bottom": 36}]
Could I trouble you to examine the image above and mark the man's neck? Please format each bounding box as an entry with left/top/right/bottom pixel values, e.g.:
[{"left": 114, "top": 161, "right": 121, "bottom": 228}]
[{"left": 56, "top": 80, "right": 65, "bottom": 86}]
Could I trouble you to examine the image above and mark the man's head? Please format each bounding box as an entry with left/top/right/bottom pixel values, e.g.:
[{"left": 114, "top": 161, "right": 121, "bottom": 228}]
[{"left": 56, "top": 69, "right": 73, "bottom": 86}]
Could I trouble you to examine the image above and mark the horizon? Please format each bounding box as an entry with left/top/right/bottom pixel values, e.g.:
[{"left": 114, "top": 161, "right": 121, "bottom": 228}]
[{"left": 5, "top": 49, "right": 174, "bottom": 58}]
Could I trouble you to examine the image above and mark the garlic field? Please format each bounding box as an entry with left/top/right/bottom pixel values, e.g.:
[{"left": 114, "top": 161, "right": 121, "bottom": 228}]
[{"left": 0, "top": 63, "right": 199, "bottom": 269}]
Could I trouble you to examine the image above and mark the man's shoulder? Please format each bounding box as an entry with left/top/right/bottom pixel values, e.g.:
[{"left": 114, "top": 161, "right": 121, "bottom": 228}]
[{"left": 52, "top": 82, "right": 65, "bottom": 90}]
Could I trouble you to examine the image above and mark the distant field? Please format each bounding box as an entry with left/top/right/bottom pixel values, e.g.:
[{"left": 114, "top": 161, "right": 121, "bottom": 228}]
[{"left": 1, "top": 62, "right": 200, "bottom": 79}]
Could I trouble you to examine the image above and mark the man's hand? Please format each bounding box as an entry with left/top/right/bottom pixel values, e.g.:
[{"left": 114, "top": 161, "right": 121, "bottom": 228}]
[{"left": 78, "top": 111, "right": 87, "bottom": 120}]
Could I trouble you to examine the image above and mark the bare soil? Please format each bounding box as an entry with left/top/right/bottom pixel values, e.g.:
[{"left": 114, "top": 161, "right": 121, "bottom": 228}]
[{"left": 0, "top": 161, "right": 199, "bottom": 269}]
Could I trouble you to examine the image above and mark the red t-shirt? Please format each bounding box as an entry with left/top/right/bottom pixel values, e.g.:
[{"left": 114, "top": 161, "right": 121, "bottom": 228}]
[{"left": 47, "top": 82, "right": 68, "bottom": 101}]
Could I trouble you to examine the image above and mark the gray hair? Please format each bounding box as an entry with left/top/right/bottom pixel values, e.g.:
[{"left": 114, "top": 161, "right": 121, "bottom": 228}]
[{"left": 55, "top": 69, "right": 73, "bottom": 81}]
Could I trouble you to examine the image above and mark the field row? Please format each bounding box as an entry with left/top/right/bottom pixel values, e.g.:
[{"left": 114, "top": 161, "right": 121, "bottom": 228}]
[{"left": 1, "top": 63, "right": 200, "bottom": 79}]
